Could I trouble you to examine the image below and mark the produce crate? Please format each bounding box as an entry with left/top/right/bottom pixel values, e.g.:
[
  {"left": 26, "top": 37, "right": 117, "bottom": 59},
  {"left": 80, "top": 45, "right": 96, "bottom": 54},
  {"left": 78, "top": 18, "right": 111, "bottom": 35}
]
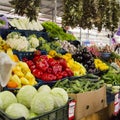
[
  {"left": 69, "top": 85, "right": 107, "bottom": 120},
  {"left": 0, "top": 99, "right": 71, "bottom": 120},
  {"left": 13, "top": 50, "right": 47, "bottom": 61},
  {"left": 0, "top": 28, "right": 50, "bottom": 41},
  {"left": 101, "top": 52, "right": 111, "bottom": 61}
]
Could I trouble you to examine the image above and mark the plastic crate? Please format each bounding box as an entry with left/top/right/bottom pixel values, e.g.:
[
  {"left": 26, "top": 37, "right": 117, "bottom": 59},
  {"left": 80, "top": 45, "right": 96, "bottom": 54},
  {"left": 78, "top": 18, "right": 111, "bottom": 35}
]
[
  {"left": 106, "top": 91, "right": 115, "bottom": 104},
  {"left": 101, "top": 52, "right": 111, "bottom": 61},
  {"left": 0, "top": 100, "right": 70, "bottom": 120},
  {"left": 0, "top": 28, "right": 50, "bottom": 42},
  {"left": 13, "top": 50, "right": 47, "bottom": 61}
]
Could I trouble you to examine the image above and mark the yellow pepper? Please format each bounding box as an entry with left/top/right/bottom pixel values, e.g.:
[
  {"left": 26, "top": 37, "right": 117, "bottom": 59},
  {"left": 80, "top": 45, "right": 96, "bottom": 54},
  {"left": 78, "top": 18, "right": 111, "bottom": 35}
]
[
  {"left": 48, "top": 50, "right": 57, "bottom": 57},
  {"left": 94, "top": 59, "right": 109, "bottom": 71}
]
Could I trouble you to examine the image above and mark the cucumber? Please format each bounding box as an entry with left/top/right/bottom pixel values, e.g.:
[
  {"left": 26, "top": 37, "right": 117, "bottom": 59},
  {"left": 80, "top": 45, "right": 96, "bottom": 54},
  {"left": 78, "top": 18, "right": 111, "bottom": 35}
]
[{"left": 85, "top": 73, "right": 99, "bottom": 79}]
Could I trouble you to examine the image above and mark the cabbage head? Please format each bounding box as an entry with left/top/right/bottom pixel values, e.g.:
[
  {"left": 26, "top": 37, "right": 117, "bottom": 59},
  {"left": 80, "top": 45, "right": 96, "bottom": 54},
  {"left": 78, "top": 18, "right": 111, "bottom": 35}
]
[
  {"left": 31, "top": 92, "right": 54, "bottom": 115},
  {"left": 28, "top": 111, "right": 38, "bottom": 119},
  {"left": 50, "top": 88, "right": 68, "bottom": 108},
  {"left": 38, "top": 85, "right": 51, "bottom": 93},
  {"left": 5, "top": 103, "right": 29, "bottom": 119},
  {"left": 17, "top": 85, "right": 37, "bottom": 108},
  {"left": 0, "top": 91, "right": 17, "bottom": 110}
]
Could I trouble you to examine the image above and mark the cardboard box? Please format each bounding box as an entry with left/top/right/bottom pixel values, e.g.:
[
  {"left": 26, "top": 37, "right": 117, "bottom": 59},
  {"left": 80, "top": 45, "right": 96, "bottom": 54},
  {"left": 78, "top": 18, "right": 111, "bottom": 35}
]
[{"left": 69, "top": 85, "right": 107, "bottom": 120}]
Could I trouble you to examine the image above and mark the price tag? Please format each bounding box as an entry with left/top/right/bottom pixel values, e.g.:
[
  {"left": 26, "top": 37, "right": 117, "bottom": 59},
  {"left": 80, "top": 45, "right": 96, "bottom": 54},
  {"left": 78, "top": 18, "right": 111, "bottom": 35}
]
[
  {"left": 114, "top": 93, "right": 119, "bottom": 115},
  {"left": 118, "top": 93, "right": 120, "bottom": 111},
  {"left": 68, "top": 100, "right": 76, "bottom": 120}
]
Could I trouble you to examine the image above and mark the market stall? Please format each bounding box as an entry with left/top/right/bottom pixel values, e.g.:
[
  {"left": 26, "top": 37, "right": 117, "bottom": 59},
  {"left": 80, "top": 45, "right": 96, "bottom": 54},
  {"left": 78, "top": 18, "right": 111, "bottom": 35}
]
[{"left": 0, "top": 0, "right": 120, "bottom": 120}]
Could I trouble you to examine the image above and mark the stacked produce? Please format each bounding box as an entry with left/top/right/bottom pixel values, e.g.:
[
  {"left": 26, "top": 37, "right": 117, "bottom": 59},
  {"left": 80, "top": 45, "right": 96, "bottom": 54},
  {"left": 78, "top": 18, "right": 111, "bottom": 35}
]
[
  {"left": 109, "top": 52, "right": 120, "bottom": 67},
  {"left": 72, "top": 47, "right": 97, "bottom": 73},
  {"left": 9, "top": 18, "right": 43, "bottom": 31},
  {"left": 7, "top": 61, "right": 37, "bottom": 89},
  {"left": 42, "top": 21, "right": 76, "bottom": 41},
  {"left": 0, "top": 36, "right": 11, "bottom": 52},
  {"left": 0, "top": 85, "right": 68, "bottom": 119},
  {"left": 38, "top": 37, "right": 61, "bottom": 52},
  {"left": 58, "top": 40, "right": 77, "bottom": 54},
  {"left": 101, "top": 66, "right": 120, "bottom": 93},
  {"left": 6, "top": 32, "right": 39, "bottom": 52},
  {"left": 87, "top": 45, "right": 101, "bottom": 58},
  {"left": 54, "top": 77, "right": 104, "bottom": 93},
  {"left": 22, "top": 51, "right": 74, "bottom": 81},
  {"left": 94, "top": 59, "right": 109, "bottom": 72},
  {"left": 61, "top": 53, "right": 86, "bottom": 76}
]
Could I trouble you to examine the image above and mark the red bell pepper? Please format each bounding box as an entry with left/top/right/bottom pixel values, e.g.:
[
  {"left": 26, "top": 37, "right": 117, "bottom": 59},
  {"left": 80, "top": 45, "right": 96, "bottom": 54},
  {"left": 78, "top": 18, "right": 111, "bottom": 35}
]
[
  {"left": 32, "top": 69, "right": 43, "bottom": 79},
  {"left": 52, "top": 64, "right": 62, "bottom": 74},
  {"left": 36, "top": 60, "right": 49, "bottom": 72},
  {"left": 48, "top": 58, "right": 58, "bottom": 66},
  {"left": 58, "top": 58, "right": 68, "bottom": 69},
  {"left": 65, "top": 67, "right": 74, "bottom": 76},
  {"left": 41, "top": 73, "right": 56, "bottom": 81},
  {"left": 26, "top": 60, "right": 34, "bottom": 67}
]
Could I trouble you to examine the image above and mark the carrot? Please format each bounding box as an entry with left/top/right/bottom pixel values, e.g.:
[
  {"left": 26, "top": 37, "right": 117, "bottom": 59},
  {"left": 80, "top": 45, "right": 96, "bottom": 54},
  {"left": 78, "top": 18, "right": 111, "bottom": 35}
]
[{"left": 7, "top": 81, "right": 18, "bottom": 88}]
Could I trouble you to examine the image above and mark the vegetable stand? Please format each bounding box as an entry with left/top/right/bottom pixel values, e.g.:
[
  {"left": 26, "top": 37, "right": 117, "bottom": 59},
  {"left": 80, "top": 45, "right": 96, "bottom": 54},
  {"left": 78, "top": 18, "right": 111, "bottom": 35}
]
[{"left": 0, "top": 24, "right": 120, "bottom": 120}]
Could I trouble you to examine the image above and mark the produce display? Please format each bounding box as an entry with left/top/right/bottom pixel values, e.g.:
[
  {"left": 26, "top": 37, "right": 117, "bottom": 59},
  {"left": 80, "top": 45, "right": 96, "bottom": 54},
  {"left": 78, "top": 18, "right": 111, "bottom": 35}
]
[
  {"left": 38, "top": 37, "right": 61, "bottom": 52},
  {"left": 7, "top": 61, "right": 37, "bottom": 89},
  {"left": 54, "top": 77, "right": 104, "bottom": 93},
  {"left": 0, "top": 85, "right": 69, "bottom": 119},
  {"left": 109, "top": 52, "right": 120, "bottom": 67},
  {"left": 0, "top": 18, "right": 120, "bottom": 120},
  {"left": 87, "top": 45, "right": 101, "bottom": 58},
  {"left": 94, "top": 58, "right": 109, "bottom": 71},
  {"left": 102, "top": 67, "right": 120, "bottom": 86},
  {"left": 62, "top": 53, "right": 86, "bottom": 76},
  {"left": 72, "top": 47, "right": 97, "bottom": 73},
  {"left": 42, "top": 21, "right": 76, "bottom": 40},
  {"left": 9, "top": 18, "right": 43, "bottom": 31},
  {"left": 58, "top": 40, "right": 77, "bottom": 54},
  {"left": 0, "top": 37, "right": 11, "bottom": 52},
  {"left": 6, "top": 32, "right": 39, "bottom": 52},
  {"left": 23, "top": 51, "right": 74, "bottom": 81}
]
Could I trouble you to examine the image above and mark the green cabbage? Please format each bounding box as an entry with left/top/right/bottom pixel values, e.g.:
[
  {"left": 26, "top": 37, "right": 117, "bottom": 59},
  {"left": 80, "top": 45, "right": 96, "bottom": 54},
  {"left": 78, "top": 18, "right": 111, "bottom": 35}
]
[
  {"left": 50, "top": 88, "right": 68, "bottom": 108},
  {"left": 38, "top": 85, "right": 51, "bottom": 93},
  {"left": 31, "top": 92, "right": 54, "bottom": 114},
  {"left": 28, "top": 111, "right": 38, "bottom": 119},
  {"left": 17, "top": 85, "right": 37, "bottom": 108},
  {"left": 0, "top": 91, "right": 17, "bottom": 110},
  {"left": 5, "top": 103, "right": 29, "bottom": 119}
]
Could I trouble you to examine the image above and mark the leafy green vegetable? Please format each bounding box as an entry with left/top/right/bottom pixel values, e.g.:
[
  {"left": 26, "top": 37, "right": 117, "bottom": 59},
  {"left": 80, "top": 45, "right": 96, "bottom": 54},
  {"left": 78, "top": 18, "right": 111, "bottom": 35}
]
[
  {"left": 0, "top": 91, "right": 17, "bottom": 110},
  {"left": 31, "top": 92, "right": 54, "bottom": 114},
  {"left": 50, "top": 88, "right": 68, "bottom": 108},
  {"left": 42, "top": 21, "right": 76, "bottom": 41},
  {"left": 38, "top": 85, "right": 51, "bottom": 93},
  {"left": 17, "top": 85, "right": 37, "bottom": 108},
  {"left": 5, "top": 103, "right": 29, "bottom": 119}
]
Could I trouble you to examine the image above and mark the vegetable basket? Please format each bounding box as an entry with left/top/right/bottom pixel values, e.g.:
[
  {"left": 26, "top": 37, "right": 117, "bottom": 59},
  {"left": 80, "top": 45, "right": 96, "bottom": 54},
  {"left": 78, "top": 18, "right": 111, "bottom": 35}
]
[
  {"left": 13, "top": 50, "right": 47, "bottom": 61},
  {"left": 0, "top": 99, "right": 71, "bottom": 120}
]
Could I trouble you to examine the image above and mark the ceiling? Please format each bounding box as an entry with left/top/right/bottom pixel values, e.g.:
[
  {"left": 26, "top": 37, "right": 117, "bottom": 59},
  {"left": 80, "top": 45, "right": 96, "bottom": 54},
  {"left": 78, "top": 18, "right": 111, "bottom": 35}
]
[{"left": 0, "top": 0, "right": 63, "bottom": 21}]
